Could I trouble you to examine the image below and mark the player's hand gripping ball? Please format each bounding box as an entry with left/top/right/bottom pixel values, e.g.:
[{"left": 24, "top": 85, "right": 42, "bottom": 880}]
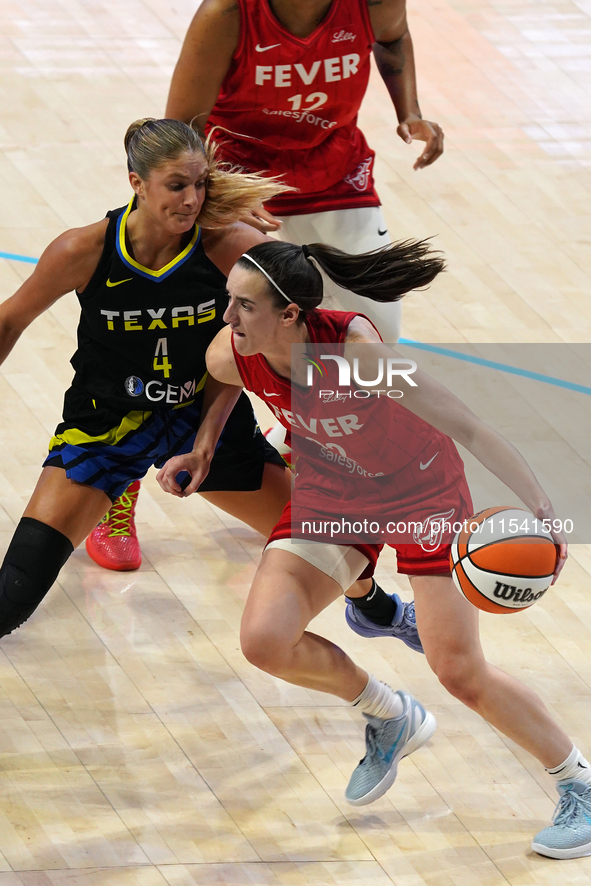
[{"left": 450, "top": 506, "right": 559, "bottom": 613}]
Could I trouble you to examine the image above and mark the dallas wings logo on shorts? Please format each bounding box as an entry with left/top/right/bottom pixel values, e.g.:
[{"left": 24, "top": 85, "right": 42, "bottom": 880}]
[
  {"left": 412, "top": 508, "right": 456, "bottom": 552},
  {"left": 344, "top": 157, "right": 373, "bottom": 192}
]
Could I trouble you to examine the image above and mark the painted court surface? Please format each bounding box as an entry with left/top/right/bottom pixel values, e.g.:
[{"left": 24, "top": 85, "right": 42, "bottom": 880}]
[{"left": 0, "top": 1, "right": 590, "bottom": 884}]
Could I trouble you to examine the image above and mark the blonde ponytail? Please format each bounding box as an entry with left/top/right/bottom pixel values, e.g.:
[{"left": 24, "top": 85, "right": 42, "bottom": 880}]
[
  {"left": 123, "top": 118, "right": 292, "bottom": 228},
  {"left": 197, "top": 136, "right": 292, "bottom": 229}
]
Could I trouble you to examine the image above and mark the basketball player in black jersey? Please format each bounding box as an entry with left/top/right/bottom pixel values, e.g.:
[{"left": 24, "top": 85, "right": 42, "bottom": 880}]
[
  {"left": 0, "top": 118, "right": 294, "bottom": 636},
  {"left": 0, "top": 116, "right": 424, "bottom": 660}
]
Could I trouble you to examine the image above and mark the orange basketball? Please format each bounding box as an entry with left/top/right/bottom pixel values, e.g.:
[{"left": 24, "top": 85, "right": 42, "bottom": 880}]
[{"left": 450, "top": 506, "right": 559, "bottom": 613}]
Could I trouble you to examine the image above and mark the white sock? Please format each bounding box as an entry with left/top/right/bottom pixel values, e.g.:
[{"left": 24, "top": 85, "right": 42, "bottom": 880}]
[
  {"left": 547, "top": 745, "right": 591, "bottom": 787},
  {"left": 350, "top": 674, "right": 404, "bottom": 720}
]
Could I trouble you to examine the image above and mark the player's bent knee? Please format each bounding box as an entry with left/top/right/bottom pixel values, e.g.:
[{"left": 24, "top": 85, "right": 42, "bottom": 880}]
[
  {"left": 431, "top": 655, "right": 485, "bottom": 708},
  {"left": 240, "top": 623, "right": 293, "bottom": 676},
  {"left": 0, "top": 518, "right": 74, "bottom": 638}
]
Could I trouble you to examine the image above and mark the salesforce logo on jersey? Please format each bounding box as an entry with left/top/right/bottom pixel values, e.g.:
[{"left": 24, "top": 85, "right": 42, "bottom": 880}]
[
  {"left": 125, "top": 375, "right": 198, "bottom": 404},
  {"left": 302, "top": 348, "right": 418, "bottom": 401}
]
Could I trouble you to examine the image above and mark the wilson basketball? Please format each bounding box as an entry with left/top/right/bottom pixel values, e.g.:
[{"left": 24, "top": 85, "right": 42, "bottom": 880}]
[{"left": 450, "top": 506, "right": 559, "bottom": 613}]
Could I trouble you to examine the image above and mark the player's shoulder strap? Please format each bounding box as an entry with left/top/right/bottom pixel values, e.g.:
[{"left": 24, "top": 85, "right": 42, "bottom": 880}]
[{"left": 77, "top": 205, "right": 126, "bottom": 300}]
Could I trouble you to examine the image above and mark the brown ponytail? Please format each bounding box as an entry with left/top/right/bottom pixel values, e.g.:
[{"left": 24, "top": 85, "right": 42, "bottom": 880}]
[
  {"left": 236, "top": 239, "right": 445, "bottom": 314},
  {"left": 303, "top": 239, "right": 445, "bottom": 303}
]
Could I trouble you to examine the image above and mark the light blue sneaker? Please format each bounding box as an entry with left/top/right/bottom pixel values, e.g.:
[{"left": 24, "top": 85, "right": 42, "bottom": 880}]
[
  {"left": 346, "top": 596, "right": 424, "bottom": 654},
  {"left": 345, "top": 690, "right": 436, "bottom": 806},
  {"left": 532, "top": 780, "right": 591, "bottom": 859}
]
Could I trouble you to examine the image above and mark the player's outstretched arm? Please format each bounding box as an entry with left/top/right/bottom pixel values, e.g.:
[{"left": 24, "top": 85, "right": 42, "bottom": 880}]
[
  {"left": 406, "top": 379, "right": 569, "bottom": 579},
  {"left": 165, "top": 0, "right": 240, "bottom": 132},
  {"left": 370, "top": 0, "right": 444, "bottom": 169},
  {"left": 0, "top": 221, "right": 107, "bottom": 368},
  {"left": 345, "top": 317, "right": 567, "bottom": 576}
]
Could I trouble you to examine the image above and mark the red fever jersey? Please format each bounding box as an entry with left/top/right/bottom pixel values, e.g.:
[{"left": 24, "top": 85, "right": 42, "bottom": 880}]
[
  {"left": 206, "top": 0, "right": 380, "bottom": 216},
  {"left": 232, "top": 309, "right": 474, "bottom": 576}
]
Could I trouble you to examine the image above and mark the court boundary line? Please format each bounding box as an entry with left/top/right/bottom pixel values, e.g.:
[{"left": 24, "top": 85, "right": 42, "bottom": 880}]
[
  {"left": 399, "top": 339, "right": 591, "bottom": 397},
  {"left": 2, "top": 250, "right": 589, "bottom": 396},
  {"left": 0, "top": 250, "right": 38, "bottom": 264}
]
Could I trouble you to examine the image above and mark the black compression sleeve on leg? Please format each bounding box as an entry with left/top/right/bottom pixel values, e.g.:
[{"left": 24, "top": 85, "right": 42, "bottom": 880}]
[{"left": 0, "top": 517, "right": 74, "bottom": 638}]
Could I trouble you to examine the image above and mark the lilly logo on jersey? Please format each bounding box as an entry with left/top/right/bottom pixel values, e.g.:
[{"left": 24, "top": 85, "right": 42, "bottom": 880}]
[
  {"left": 332, "top": 30, "right": 356, "bottom": 43},
  {"left": 305, "top": 354, "right": 418, "bottom": 399}
]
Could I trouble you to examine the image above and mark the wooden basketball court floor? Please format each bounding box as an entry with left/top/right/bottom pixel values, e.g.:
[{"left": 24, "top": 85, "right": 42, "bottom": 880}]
[{"left": 0, "top": 0, "right": 591, "bottom": 884}]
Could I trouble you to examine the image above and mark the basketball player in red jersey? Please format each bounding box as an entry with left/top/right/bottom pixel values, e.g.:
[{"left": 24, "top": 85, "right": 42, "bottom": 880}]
[
  {"left": 156, "top": 241, "right": 591, "bottom": 858},
  {"left": 166, "top": 0, "right": 443, "bottom": 343}
]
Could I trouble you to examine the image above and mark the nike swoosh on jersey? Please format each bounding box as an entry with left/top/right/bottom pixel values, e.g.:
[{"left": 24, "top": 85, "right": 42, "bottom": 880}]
[
  {"left": 378, "top": 228, "right": 388, "bottom": 236},
  {"left": 256, "top": 43, "right": 281, "bottom": 52},
  {"left": 419, "top": 452, "right": 439, "bottom": 470},
  {"left": 263, "top": 390, "right": 281, "bottom": 397},
  {"left": 106, "top": 277, "right": 133, "bottom": 287}
]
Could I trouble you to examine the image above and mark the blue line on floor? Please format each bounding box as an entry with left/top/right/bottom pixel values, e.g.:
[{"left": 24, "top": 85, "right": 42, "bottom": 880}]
[
  {"left": 398, "top": 338, "right": 591, "bottom": 396},
  {"left": 1, "top": 249, "right": 589, "bottom": 395},
  {"left": 0, "top": 250, "right": 38, "bottom": 264}
]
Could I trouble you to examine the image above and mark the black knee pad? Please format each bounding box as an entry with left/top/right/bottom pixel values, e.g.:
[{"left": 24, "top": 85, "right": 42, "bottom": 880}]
[{"left": 0, "top": 517, "right": 74, "bottom": 638}]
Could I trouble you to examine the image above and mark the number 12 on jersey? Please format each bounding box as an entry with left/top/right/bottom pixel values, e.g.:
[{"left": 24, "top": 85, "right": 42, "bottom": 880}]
[
  {"left": 287, "top": 92, "right": 327, "bottom": 111},
  {"left": 153, "top": 337, "right": 172, "bottom": 378}
]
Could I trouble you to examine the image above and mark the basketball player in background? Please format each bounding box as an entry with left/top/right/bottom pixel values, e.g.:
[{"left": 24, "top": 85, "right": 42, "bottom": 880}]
[
  {"left": 86, "top": 0, "right": 445, "bottom": 570},
  {"left": 166, "top": 0, "right": 443, "bottom": 331}
]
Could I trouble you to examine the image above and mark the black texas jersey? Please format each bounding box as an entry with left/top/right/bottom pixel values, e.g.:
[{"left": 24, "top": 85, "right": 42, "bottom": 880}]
[{"left": 71, "top": 200, "right": 228, "bottom": 411}]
